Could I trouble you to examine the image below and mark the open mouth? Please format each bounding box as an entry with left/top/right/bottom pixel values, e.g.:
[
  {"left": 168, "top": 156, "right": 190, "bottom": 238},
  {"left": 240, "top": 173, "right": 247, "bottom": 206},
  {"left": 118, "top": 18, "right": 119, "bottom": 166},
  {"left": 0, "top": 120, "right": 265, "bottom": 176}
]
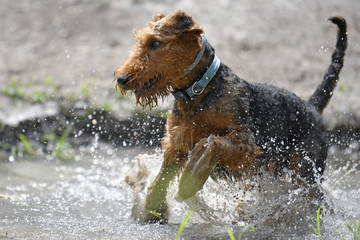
[
  {"left": 134, "top": 76, "right": 160, "bottom": 94},
  {"left": 142, "top": 78, "right": 158, "bottom": 90}
]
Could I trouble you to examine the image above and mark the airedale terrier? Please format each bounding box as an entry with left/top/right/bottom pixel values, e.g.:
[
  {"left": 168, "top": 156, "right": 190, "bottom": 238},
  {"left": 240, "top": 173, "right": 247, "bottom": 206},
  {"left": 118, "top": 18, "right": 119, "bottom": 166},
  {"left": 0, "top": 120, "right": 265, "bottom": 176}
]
[{"left": 114, "top": 10, "right": 347, "bottom": 223}]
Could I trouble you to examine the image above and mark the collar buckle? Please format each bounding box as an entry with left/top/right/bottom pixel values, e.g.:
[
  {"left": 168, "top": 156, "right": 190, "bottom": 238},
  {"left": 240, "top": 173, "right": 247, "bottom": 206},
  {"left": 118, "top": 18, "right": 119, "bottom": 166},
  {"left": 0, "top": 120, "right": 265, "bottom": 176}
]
[{"left": 191, "top": 81, "right": 205, "bottom": 96}]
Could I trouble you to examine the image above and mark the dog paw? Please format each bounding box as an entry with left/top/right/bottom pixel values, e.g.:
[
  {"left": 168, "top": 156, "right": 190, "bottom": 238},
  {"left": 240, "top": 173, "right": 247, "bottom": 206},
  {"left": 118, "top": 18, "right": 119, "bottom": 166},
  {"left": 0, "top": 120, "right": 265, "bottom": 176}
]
[{"left": 130, "top": 191, "right": 169, "bottom": 224}]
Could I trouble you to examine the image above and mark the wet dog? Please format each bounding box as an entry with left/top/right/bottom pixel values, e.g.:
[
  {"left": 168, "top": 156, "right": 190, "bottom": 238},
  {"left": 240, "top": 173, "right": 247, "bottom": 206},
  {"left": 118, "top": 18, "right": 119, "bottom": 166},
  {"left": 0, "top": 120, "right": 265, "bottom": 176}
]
[{"left": 114, "top": 10, "right": 347, "bottom": 223}]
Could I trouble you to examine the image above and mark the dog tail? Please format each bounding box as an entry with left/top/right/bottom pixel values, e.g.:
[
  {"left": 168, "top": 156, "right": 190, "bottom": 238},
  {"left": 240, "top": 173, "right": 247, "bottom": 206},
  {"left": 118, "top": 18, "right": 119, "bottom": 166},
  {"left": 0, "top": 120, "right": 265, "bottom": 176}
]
[{"left": 308, "top": 16, "right": 347, "bottom": 114}]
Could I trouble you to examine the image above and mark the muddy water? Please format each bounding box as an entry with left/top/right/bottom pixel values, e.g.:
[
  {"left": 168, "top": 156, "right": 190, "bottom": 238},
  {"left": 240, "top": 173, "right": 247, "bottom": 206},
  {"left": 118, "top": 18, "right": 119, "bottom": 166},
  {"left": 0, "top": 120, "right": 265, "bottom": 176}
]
[{"left": 0, "top": 141, "right": 359, "bottom": 239}]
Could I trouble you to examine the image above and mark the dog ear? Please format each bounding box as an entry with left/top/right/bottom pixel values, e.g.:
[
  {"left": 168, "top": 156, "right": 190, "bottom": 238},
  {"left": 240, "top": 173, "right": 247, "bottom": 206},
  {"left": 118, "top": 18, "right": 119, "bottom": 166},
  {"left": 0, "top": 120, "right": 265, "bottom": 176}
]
[
  {"left": 156, "top": 11, "right": 204, "bottom": 37},
  {"left": 172, "top": 10, "right": 204, "bottom": 37},
  {"left": 173, "top": 11, "right": 194, "bottom": 30}
]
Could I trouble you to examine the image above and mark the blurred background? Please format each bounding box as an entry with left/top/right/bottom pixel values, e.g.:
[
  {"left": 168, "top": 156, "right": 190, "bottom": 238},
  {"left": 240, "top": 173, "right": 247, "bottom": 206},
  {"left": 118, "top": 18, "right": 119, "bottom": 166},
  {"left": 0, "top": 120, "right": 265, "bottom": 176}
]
[{"left": 1, "top": 0, "right": 359, "bottom": 127}]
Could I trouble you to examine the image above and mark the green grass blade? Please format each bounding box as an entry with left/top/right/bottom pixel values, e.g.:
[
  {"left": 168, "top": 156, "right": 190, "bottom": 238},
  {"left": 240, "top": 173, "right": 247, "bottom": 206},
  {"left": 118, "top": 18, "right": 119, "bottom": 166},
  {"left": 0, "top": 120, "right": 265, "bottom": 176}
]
[
  {"left": 238, "top": 225, "right": 255, "bottom": 240},
  {"left": 58, "top": 126, "right": 72, "bottom": 143},
  {"left": 317, "top": 207, "right": 321, "bottom": 236},
  {"left": 348, "top": 224, "right": 354, "bottom": 233},
  {"left": 337, "top": 230, "right": 346, "bottom": 240},
  {"left": 176, "top": 207, "right": 195, "bottom": 240},
  {"left": 146, "top": 210, "right": 163, "bottom": 220},
  {"left": 310, "top": 207, "right": 323, "bottom": 240},
  {"left": 18, "top": 134, "right": 36, "bottom": 155},
  {"left": 225, "top": 226, "right": 236, "bottom": 240},
  {"left": 355, "top": 220, "right": 359, "bottom": 239},
  {"left": 311, "top": 225, "right": 318, "bottom": 235},
  {"left": 347, "top": 220, "right": 360, "bottom": 240}
]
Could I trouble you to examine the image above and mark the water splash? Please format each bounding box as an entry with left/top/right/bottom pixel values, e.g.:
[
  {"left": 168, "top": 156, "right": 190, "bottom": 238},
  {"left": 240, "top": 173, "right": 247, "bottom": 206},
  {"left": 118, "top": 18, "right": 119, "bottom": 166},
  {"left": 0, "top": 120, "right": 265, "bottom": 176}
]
[{"left": 1, "top": 144, "right": 358, "bottom": 239}]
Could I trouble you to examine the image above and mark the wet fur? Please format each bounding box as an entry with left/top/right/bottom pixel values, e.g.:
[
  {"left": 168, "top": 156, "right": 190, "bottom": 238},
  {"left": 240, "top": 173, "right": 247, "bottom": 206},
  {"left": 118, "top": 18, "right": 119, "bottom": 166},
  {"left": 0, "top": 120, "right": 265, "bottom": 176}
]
[{"left": 114, "top": 11, "right": 347, "bottom": 223}]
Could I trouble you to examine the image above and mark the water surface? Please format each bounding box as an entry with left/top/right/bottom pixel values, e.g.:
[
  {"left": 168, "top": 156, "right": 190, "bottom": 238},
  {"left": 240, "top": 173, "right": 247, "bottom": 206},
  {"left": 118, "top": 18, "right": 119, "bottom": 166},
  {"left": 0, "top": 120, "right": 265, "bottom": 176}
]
[{"left": 1, "top": 141, "right": 359, "bottom": 239}]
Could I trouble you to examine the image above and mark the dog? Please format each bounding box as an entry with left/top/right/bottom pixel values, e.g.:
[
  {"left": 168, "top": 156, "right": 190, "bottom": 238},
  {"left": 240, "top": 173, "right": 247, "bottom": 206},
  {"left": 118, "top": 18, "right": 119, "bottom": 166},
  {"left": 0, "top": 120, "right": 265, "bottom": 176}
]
[{"left": 114, "top": 10, "right": 347, "bottom": 223}]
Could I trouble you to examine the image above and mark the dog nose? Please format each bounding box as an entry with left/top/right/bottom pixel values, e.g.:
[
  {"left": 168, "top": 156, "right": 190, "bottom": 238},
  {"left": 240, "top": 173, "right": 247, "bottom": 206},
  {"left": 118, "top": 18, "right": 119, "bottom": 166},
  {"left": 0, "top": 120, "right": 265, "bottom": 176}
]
[{"left": 117, "top": 74, "right": 132, "bottom": 90}]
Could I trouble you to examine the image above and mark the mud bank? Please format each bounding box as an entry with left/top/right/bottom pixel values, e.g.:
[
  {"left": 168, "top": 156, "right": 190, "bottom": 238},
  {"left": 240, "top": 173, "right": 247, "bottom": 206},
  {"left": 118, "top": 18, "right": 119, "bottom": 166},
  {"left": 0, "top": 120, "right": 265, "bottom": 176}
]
[
  {"left": 0, "top": 101, "right": 165, "bottom": 158},
  {"left": 0, "top": 99, "right": 359, "bottom": 161}
]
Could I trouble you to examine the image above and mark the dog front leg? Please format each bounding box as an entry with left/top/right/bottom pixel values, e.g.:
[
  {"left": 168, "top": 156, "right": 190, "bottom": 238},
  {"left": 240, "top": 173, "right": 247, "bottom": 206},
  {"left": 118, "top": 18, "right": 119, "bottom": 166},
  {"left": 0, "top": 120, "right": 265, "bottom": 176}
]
[
  {"left": 143, "top": 151, "right": 185, "bottom": 223},
  {"left": 176, "top": 132, "right": 261, "bottom": 202}
]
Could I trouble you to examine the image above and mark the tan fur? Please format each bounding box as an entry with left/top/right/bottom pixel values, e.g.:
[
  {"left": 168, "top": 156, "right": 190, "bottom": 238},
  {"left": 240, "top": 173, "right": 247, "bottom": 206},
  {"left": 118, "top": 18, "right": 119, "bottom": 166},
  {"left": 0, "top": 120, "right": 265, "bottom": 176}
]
[
  {"left": 113, "top": 10, "right": 341, "bottom": 223},
  {"left": 114, "top": 10, "right": 263, "bottom": 223}
]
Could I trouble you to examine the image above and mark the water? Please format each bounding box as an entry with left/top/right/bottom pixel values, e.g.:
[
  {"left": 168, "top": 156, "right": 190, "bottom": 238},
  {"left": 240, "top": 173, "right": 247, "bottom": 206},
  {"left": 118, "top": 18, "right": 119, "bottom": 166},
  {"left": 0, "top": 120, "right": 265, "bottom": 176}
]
[{"left": 0, "top": 142, "right": 359, "bottom": 239}]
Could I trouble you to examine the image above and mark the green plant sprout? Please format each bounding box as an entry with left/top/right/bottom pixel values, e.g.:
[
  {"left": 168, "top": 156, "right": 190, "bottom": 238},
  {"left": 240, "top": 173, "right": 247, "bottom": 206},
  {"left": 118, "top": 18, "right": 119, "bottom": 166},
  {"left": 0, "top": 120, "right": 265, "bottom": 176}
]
[
  {"left": 146, "top": 210, "right": 164, "bottom": 220},
  {"left": 338, "top": 220, "right": 360, "bottom": 240},
  {"left": 2, "top": 77, "right": 60, "bottom": 103},
  {"left": 311, "top": 207, "right": 323, "bottom": 240},
  {"left": 2, "top": 78, "right": 25, "bottom": 99},
  {"left": 176, "top": 206, "right": 195, "bottom": 240},
  {"left": 226, "top": 225, "right": 255, "bottom": 240},
  {"left": 0, "top": 231, "right": 12, "bottom": 239},
  {"left": 146, "top": 208, "right": 194, "bottom": 240},
  {"left": 101, "top": 103, "right": 113, "bottom": 112},
  {"left": 18, "top": 134, "right": 36, "bottom": 155},
  {"left": 43, "top": 126, "right": 75, "bottom": 160}
]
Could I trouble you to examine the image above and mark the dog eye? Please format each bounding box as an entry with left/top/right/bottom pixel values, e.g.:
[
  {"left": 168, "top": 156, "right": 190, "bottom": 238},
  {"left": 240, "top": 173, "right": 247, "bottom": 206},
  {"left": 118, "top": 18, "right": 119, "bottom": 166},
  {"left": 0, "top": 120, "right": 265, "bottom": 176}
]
[{"left": 148, "top": 41, "right": 161, "bottom": 50}]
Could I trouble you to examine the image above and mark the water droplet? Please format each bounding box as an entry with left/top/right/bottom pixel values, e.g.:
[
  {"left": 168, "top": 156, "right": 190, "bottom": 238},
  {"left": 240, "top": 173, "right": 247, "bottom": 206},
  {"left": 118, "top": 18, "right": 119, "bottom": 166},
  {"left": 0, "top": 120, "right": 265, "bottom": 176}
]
[{"left": 106, "top": 149, "right": 114, "bottom": 155}]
